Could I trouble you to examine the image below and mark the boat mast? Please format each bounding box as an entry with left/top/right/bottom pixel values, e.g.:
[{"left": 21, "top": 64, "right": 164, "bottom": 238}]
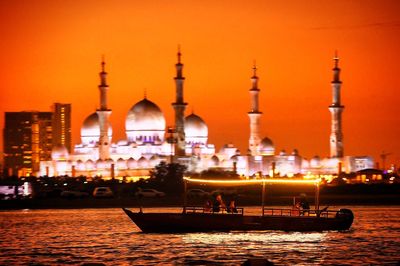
[
  {"left": 315, "top": 182, "right": 320, "bottom": 212},
  {"left": 183, "top": 179, "right": 188, "bottom": 213},
  {"left": 261, "top": 181, "right": 266, "bottom": 216}
]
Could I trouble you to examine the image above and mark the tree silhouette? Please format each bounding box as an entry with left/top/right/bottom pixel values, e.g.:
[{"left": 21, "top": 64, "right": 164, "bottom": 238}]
[{"left": 149, "top": 161, "right": 187, "bottom": 193}]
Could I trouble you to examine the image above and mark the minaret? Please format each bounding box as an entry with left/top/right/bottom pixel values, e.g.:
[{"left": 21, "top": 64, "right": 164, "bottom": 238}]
[
  {"left": 248, "top": 63, "right": 262, "bottom": 156},
  {"left": 328, "top": 52, "right": 344, "bottom": 158},
  {"left": 96, "top": 57, "right": 112, "bottom": 160},
  {"left": 172, "top": 47, "right": 187, "bottom": 157}
]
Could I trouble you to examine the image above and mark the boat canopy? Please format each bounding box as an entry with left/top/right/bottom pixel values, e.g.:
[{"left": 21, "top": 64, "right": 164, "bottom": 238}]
[
  {"left": 182, "top": 176, "right": 321, "bottom": 213},
  {"left": 183, "top": 176, "right": 320, "bottom": 186}
]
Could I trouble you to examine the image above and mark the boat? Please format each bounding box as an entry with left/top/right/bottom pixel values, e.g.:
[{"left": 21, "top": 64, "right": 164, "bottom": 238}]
[{"left": 123, "top": 177, "right": 354, "bottom": 233}]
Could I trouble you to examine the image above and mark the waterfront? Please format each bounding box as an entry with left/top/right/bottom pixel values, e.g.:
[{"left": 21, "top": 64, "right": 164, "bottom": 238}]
[{"left": 1, "top": 206, "right": 400, "bottom": 265}]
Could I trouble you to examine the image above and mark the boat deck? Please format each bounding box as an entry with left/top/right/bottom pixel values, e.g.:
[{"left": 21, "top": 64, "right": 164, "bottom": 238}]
[{"left": 184, "top": 206, "right": 336, "bottom": 218}]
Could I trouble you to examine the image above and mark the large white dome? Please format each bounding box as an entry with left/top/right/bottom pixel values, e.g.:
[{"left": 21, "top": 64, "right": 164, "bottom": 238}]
[
  {"left": 81, "top": 112, "right": 112, "bottom": 145},
  {"left": 185, "top": 113, "right": 208, "bottom": 145},
  {"left": 125, "top": 98, "right": 166, "bottom": 143}
]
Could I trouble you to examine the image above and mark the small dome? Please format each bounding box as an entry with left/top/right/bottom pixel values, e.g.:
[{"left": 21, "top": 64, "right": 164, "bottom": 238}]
[
  {"left": 223, "top": 143, "right": 235, "bottom": 149},
  {"left": 127, "top": 157, "right": 137, "bottom": 169},
  {"left": 259, "top": 137, "right": 275, "bottom": 156},
  {"left": 96, "top": 159, "right": 105, "bottom": 169},
  {"left": 310, "top": 156, "right": 321, "bottom": 168},
  {"left": 117, "top": 158, "right": 127, "bottom": 169},
  {"left": 85, "top": 159, "right": 95, "bottom": 170},
  {"left": 117, "top": 139, "right": 128, "bottom": 146},
  {"left": 76, "top": 160, "right": 85, "bottom": 171},
  {"left": 185, "top": 113, "right": 208, "bottom": 141},
  {"left": 149, "top": 155, "right": 159, "bottom": 167},
  {"left": 209, "top": 155, "right": 219, "bottom": 167},
  {"left": 51, "top": 144, "right": 69, "bottom": 161},
  {"left": 105, "top": 158, "right": 114, "bottom": 168},
  {"left": 230, "top": 155, "right": 239, "bottom": 162},
  {"left": 125, "top": 98, "right": 166, "bottom": 143},
  {"left": 137, "top": 157, "right": 148, "bottom": 168},
  {"left": 81, "top": 112, "right": 112, "bottom": 145}
]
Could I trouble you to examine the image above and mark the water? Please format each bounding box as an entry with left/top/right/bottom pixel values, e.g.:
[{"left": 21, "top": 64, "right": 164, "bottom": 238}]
[{"left": 1, "top": 206, "right": 399, "bottom": 265}]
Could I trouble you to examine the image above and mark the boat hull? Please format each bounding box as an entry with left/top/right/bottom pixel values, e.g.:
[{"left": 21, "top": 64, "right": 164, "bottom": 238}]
[{"left": 122, "top": 208, "right": 353, "bottom": 233}]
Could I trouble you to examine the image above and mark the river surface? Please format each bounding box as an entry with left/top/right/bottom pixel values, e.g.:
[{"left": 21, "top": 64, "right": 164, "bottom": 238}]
[{"left": 1, "top": 206, "right": 399, "bottom": 265}]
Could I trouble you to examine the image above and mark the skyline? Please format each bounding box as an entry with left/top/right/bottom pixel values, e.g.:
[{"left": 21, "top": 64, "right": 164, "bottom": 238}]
[{"left": 1, "top": 1, "right": 399, "bottom": 167}]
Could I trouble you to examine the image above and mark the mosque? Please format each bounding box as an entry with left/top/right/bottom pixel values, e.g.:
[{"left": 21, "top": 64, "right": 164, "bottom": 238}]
[{"left": 40, "top": 50, "right": 373, "bottom": 180}]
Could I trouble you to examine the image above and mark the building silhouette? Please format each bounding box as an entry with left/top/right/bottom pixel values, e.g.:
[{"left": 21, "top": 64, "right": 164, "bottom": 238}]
[{"left": 3, "top": 112, "right": 52, "bottom": 176}]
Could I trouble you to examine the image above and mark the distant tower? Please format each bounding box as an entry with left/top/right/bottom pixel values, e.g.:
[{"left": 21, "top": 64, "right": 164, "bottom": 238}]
[
  {"left": 96, "top": 58, "right": 112, "bottom": 160},
  {"left": 248, "top": 63, "right": 262, "bottom": 156},
  {"left": 172, "top": 47, "right": 187, "bottom": 157},
  {"left": 328, "top": 52, "right": 344, "bottom": 158}
]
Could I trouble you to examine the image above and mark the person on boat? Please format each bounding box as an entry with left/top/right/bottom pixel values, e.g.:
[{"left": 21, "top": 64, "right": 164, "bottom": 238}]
[
  {"left": 227, "top": 200, "right": 238, "bottom": 213},
  {"left": 299, "top": 193, "right": 310, "bottom": 215},
  {"left": 292, "top": 200, "right": 301, "bottom": 216},
  {"left": 204, "top": 200, "right": 212, "bottom": 213},
  {"left": 213, "top": 194, "right": 226, "bottom": 213}
]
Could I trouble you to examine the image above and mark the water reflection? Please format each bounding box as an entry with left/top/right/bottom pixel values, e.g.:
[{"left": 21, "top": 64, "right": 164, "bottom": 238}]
[
  {"left": 182, "top": 232, "right": 327, "bottom": 264},
  {"left": 184, "top": 231, "right": 326, "bottom": 245},
  {"left": 1, "top": 207, "right": 399, "bottom": 265}
]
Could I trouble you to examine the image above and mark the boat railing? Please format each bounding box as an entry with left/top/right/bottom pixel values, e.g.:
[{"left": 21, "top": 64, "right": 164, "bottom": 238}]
[
  {"left": 185, "top": 206, "right": 244, "bottom": 215},
  {"left": 262, "top": 207, "right": 337, "bottom": 218}
]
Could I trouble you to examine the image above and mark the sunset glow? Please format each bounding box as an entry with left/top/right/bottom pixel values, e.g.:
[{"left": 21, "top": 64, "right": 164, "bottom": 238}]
[{"left": 1, "top": 0, "right": 399, "bottom": 165}]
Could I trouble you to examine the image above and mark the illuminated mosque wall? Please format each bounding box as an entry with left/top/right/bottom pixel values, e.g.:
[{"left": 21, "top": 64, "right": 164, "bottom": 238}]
[{"left": 39, "top": 51, "right": 373, "bottom": 179}]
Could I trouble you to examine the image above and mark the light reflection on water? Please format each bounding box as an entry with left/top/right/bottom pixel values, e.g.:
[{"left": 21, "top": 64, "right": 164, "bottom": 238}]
[
  {"left": 1, "top": 206, "right": 399, "bottom": 265},
  {"left": 183, "top": 231, "right": 326, "bottom": 245}
]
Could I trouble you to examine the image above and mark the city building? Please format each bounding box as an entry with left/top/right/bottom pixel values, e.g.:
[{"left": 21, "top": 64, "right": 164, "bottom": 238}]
[
  {"left": 40, "top": 51, "right": 373, "bottom": 179},
  {"left": 4, "top": 112, "right": 53, "bottom": 176},
  {"left": 52, "top": 103, "right": 72, "bottom": 153}
]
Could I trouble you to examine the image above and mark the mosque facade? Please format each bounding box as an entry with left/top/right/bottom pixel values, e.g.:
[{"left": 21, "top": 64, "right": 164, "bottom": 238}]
[{"left": 40, "top": 51, "right": 373, "bottom": 179}]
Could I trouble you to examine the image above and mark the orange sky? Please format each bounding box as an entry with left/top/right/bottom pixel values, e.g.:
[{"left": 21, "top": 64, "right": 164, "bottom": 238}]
[{"left": 0, "top": 0, "right": 399, "bottom": 167}]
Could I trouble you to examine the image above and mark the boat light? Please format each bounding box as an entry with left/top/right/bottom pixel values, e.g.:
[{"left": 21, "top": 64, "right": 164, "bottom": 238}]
[{"left": 183, "top": 177, "right": 320, "bottom": 185}]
